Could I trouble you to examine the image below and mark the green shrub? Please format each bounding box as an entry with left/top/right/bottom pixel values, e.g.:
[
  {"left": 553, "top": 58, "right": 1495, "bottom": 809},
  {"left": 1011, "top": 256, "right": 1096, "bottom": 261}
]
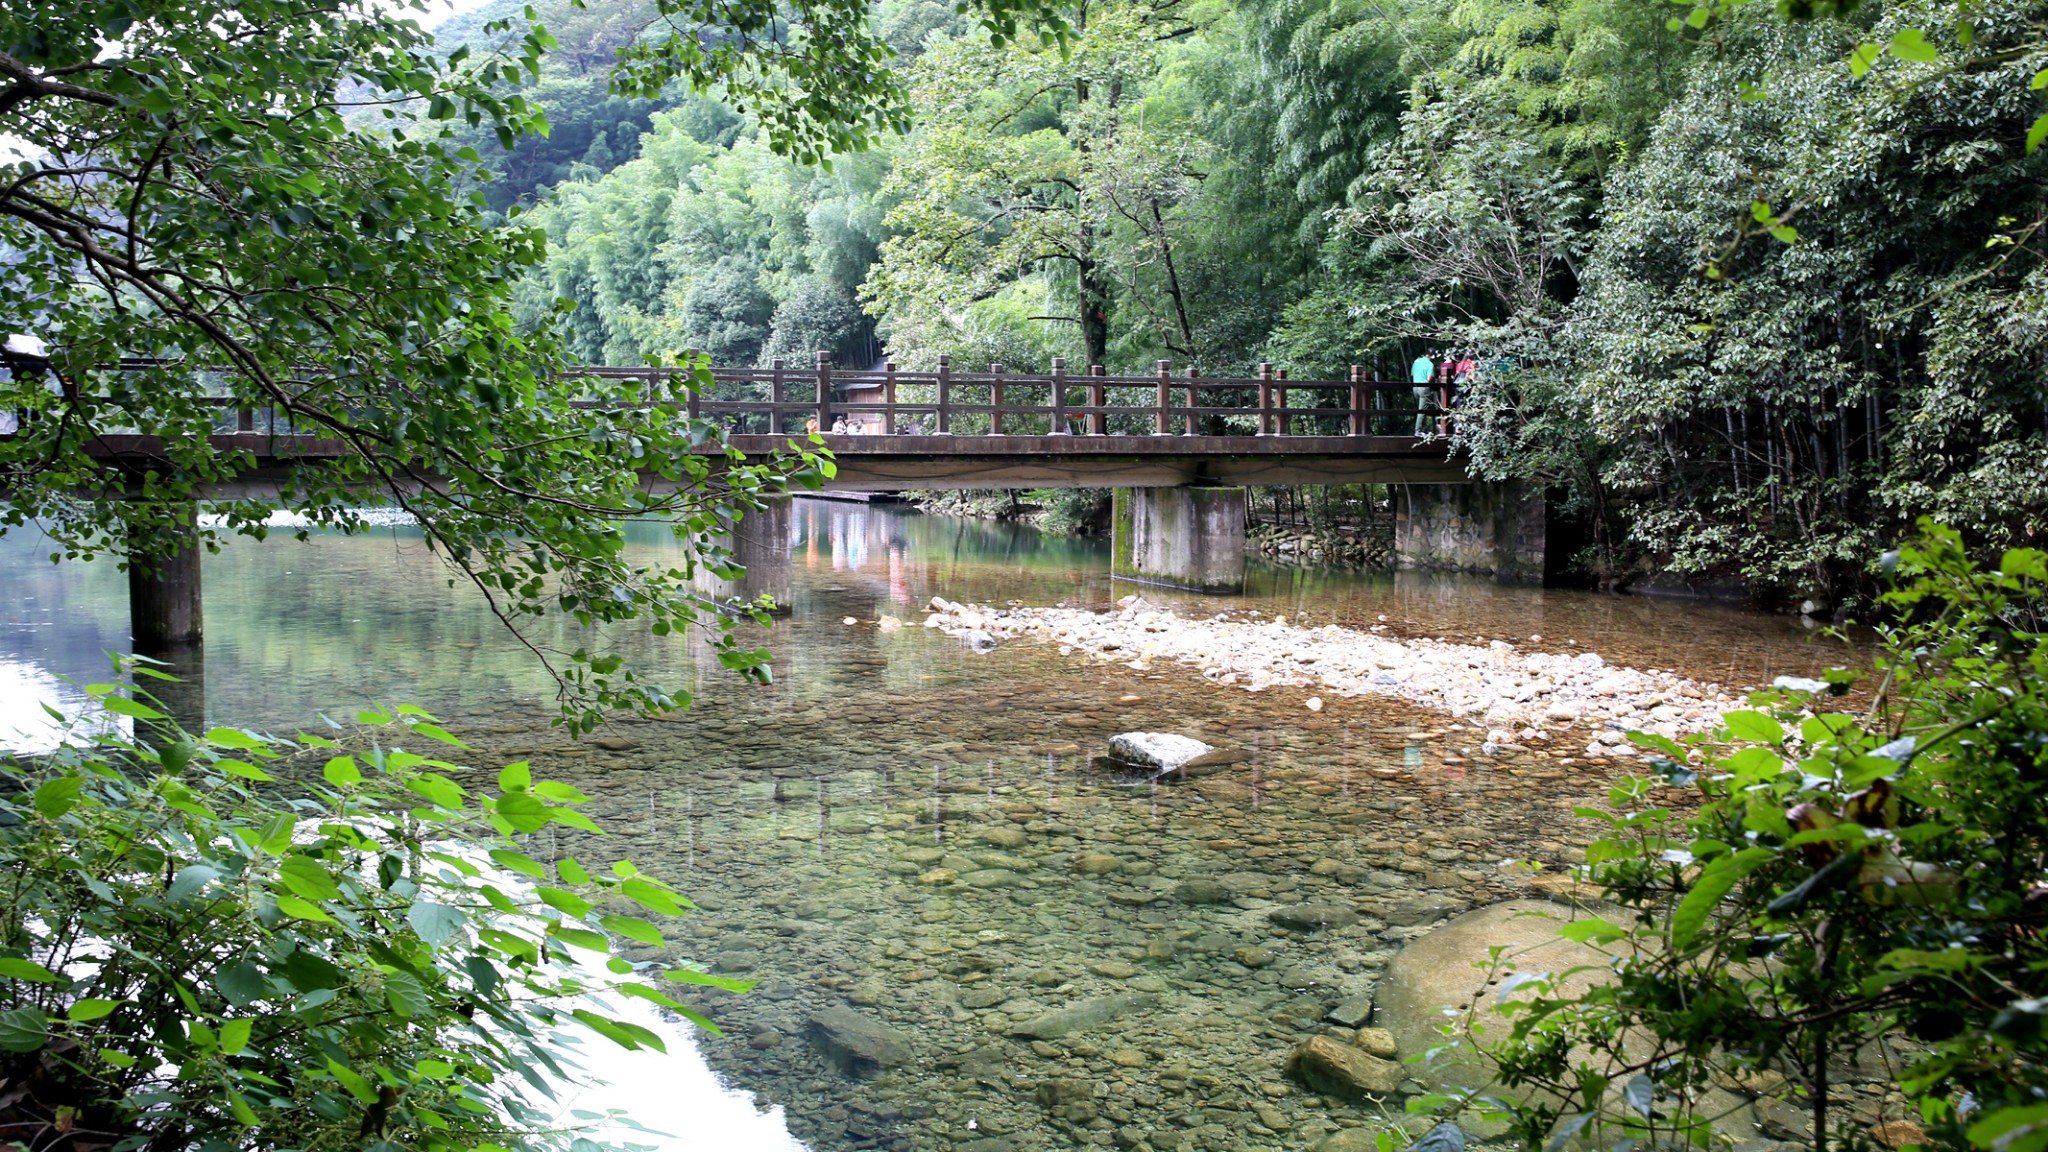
[
  {"left": 0, "top": 686, "right": 741, "bottom": 1152},
  {"left": 1425, "top": 522, "right": 2046, "bottom": 1151}
]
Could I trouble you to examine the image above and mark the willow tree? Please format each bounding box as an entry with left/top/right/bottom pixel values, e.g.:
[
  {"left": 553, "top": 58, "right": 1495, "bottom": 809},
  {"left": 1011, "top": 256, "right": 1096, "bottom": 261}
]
[{"left": 0, "top": 0, "right": 1064, "bottom": 728}]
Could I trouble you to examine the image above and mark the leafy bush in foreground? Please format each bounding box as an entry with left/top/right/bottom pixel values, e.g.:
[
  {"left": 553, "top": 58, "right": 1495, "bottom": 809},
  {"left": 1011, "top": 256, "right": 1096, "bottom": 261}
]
[
  {"left": 1428, "top": 523, "right": 2046, "bottom": 1151},
  {"left": 0, "top": 690, "right": 741, "bottom": 1152}
]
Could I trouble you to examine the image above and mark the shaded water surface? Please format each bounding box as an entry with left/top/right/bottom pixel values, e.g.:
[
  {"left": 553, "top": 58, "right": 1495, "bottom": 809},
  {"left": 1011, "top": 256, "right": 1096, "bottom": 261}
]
[{"left": 0, "top": 499, "right": 1841, "bottom": 1151}]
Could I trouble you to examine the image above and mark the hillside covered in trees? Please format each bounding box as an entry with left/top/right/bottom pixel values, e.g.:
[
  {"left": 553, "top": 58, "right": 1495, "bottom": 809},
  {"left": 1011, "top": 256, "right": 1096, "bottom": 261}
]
[{"left": 440, "top": 0, "right": 2048, "bottom": 605}]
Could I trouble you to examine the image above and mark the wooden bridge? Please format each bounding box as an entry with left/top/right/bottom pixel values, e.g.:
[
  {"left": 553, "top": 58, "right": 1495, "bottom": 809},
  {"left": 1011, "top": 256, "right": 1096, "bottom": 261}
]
[{"left": 81, "top": 354, "right": 1465, "bottom": 491}]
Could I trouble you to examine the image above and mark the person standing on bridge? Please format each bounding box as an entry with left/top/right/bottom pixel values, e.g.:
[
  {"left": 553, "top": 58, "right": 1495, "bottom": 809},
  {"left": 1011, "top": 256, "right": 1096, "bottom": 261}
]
[{"left": 1409, "top": 350, "right": 1434, "bottom": 436}]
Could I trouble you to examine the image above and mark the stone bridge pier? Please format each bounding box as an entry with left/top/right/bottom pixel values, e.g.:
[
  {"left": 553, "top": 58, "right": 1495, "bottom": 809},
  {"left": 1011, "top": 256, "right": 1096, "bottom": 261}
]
[
  {"left": 694, "top": 494, "right": 794, "bottom": 611},
  {"left": 1392, "top": 481, "right": 1547, "bottom": 583},
  {"left": 1111, "top": 486, "right": 1247, "bottom": 594}
]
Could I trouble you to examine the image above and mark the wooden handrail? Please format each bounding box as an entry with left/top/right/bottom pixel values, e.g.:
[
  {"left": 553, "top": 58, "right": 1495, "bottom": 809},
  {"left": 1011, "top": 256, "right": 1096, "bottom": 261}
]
[{"left": 99, "top": 357, "right": 1452, "bottom": 439}]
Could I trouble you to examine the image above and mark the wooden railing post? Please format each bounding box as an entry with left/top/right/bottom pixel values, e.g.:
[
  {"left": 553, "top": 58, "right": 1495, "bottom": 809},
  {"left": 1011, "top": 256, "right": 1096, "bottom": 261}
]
[
  {"left": 1050, "top": 357, "right": 1069, "bottom": 435},
  {"left": 1089, "top": 365, "right": 1106, "bottom": 435},
  {"left": 1154, "top": 360, "right": 1171, "bottom": 435},
  {"left": 936, "top": 354, "right": 952, "bottom": 434},
  {"left": 815, "top": 350, "right": 832, "bottom": 434},
  {"left": 989, "top": 362, "right": 1005, "bottom": 435},
  {"left": 1275, "top": 368, "right": 1289, "bottom": 436},
  {"left": 1256, "top": 362, "right": 1273, "bottom": 436},
  {"left": 1184, "top": 365, "right": 1199, "bottom": 436},
  {"left": 771, "top": 357, "right": 786, "bottom": 434},
  {"left": 1349, "top": 365, "right": 1365, "bottom": 437},
  {"left": 884, "top": 361, "right": 898, "bottom": 434}
]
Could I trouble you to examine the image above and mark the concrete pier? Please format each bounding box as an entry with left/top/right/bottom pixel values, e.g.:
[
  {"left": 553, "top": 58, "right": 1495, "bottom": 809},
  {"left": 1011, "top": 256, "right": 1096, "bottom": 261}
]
[
  {"left": 1393, "top": 481, "right": 1546, "bottom": 582},
  {"left": 695, "top": 494, "right": 794, "bottom": 611},
  {"left": 1111, "top": 486, "right": 1246, "bottom": 594},
  {"left": 128, "top": 509, "right": 204, "bottom": 648}
]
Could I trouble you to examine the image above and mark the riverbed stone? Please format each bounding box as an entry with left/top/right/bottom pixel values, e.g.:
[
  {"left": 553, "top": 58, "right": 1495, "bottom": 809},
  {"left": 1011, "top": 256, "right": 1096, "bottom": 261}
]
[
  {"left": 1287, "top": 1035, "right": 1402, "bottom": 1098},
  {"left": 1326, "top": 993, "right": 1375, "bottom": 1028},
  {"left": 1008, "top": 993, "right": 1161, "bottom": 1039},
  {"left": 1271, "top": 903, "right": 1361, "bottom": 931},
  {"left": 1174, "top": 878, "right": 1233, "bottom": 904},
  {"left": 808, "top": 1005, "right": 914, "bottom": 1076}
]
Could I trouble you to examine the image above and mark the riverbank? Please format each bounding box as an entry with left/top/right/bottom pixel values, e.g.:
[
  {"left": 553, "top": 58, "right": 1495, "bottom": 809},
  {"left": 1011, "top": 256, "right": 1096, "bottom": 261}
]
[{"left": 922, "top": 594, "right": 1752, "bottom": 756}]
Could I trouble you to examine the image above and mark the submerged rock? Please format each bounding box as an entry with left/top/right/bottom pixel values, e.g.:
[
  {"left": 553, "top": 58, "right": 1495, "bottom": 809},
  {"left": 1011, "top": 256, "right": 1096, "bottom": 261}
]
[
  {"left": 1287, "top": 1035, "right": 1403, "bottom": 1098},
  {"left": 1007, "top": 992, "right": 1160, "bottom": 1039},
  {"left": 808, "top": 1004, "right": 914, "bottom": 1076},
  {"left": 1271, "top": 902, "right": 1361, "bottom": 931},
  {"left": 1106, "top": 732, "right": 1213, "bottom": 772}
]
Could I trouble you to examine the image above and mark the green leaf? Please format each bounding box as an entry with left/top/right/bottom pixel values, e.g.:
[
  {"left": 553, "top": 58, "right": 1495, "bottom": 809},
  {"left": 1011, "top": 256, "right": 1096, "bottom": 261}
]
[
  {"left": 571, "top": 1008, "right": 667, "bottom": 1053},
  {"left": 487, "top": 849, "right": 549, "bottom": 880},
  {"left": 323, "top": 755, "right": 362, "bottom": 788},
  {"left": 407, "top": 721, "right": 468, "bottom": 749},
  {"left": 1556, "top": 917, "right": 1626, "bottom": 945},
  {"left": 600, "top": 914, "right": 663, "bottom": 946},
  {"left": 407, "top": 901, "right": 468, "bottom": 948},
  {"left": 275, "top": 895, "right": 333, "bottom": 923},
  {"left": 550, "top": 807, "right": 604, "bottom": 835},
  {"left": 0, "top": 1007, "right": 47, "bottom": 1053},
  {"left": 1768, "top": 224, "right": 1798, "bottom": 244},
  {"left": 279, "top": 856, "right": 342, "bottom": 902},
  {"left": 217, "top": 759, "right": 274, "bottom": 782},
  {"left": 218, "top": 1017, "right": 254, "bottom": 1056},
  {"left": 1847, "top": 42, "right": 1882, "bottom": 76},
  {"left": 0, "top": 957, "right": 59, "bottom": 983},
  {"left": 204, "top": 727, "right": 270, "bottom": 751},
  {"left": 67, "top": 998, "right": 121, "bottom": 1022},
  {"left": 622, "top": 877, "right": 688, "bottom": 916},
  {"left": 1672, "top": 848, "right": 1770, "bottom": 949},
  {"left": 33, "top": 777, "right": 83, "bottom": 820},
  {"left": 100, "top": 695, "right": 167, "bottom": 721},
  {"left": 550, "top": 925, "right": 611, "bottom": 952},
  {"left": 1888, "top": 28, "right": 1937, "bottom": 62},
  {"left": 414, "top": 1058, "right": 456, "bottom": 1080},
  {"left": 495, "top": 791, "right": 550, "bottom": 833},
  {"left": 2029, "top": 114, "right": 2048, "bottom": 155},
  {"left": 665, "top": 968, "right": 756, "bottom": 994},
  {"left": 215, "top": 960, "right": 269, "bottom": 1006},
  {"left": 327, "top": 1057, "right": 380, "bottom": 1104},
  {"left": 228, "top": 1087, "right": 260, "bottom": 1126},
  {"left": 167, "top": 864, "right": 221, "bottom": 903},
  {"left": 498, "top": 760, "right": 532, "bottom": 792},
  {"left": 1721, "top": 710, "right": 1785, "bottom": 744},
  {"left": 385, "top": 971, "right": 430, "bottom": 1019},
  {"left": 255, "top": 812, "right": 297, "bottom": 855}
]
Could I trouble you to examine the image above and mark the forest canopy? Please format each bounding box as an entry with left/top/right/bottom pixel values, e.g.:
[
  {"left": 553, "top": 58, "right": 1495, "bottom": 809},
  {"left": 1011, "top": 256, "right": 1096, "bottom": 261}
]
[{"left": 497, "top": 0, "right": 2048, "bottom": 605}]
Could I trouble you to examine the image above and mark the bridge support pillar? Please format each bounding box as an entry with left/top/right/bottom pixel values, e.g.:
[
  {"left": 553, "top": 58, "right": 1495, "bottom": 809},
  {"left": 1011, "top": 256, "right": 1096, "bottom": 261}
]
[
  {"left": 129, "top": 508, "right": 204, "bottom": 648},
  {"left": 1393, "top": 481, "right": 1545, "bottom": 583},
  {"left": 127, "top": 506, "right": 207, "bottom": 738},
  {"left": 1111, "top": 486, "right": 1245, "bottom": 594},
  {"left": 695, "top": 494, "right": 793, "bottom": 612}
]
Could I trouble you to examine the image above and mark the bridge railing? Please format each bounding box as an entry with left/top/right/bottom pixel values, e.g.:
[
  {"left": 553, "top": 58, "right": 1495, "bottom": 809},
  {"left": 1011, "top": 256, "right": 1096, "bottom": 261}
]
[
  {"left": 92, "top": 355, "right": 1452, "bottom": 443},
  {"left": 573, "top": 354, "right": 1449, "bottom": 439}
]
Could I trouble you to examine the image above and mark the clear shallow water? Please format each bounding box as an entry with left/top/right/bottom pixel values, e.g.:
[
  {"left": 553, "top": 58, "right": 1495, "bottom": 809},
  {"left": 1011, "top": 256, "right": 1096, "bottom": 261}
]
[{"left": 0, "top": 498, "right": 1845, "bottom": 1151}]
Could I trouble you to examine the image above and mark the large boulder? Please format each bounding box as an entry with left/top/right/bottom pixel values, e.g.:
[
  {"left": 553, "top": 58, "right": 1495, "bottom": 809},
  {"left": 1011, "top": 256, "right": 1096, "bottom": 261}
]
[{"left": 1376, "top": 900, "right": 1622, "bottom": 1094}]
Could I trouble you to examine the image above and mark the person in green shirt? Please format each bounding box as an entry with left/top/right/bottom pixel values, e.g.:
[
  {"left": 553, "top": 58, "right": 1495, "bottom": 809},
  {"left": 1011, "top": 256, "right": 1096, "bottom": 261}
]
[{"left": 1409, "top": 352, "right": 1434, "bottom": 436}]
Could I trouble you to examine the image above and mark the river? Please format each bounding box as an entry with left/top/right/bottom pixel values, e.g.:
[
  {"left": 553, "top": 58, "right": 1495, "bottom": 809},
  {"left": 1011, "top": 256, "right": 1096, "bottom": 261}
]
[{"left": 0, "top": 498, "right": 1842, "bottom": 1152}]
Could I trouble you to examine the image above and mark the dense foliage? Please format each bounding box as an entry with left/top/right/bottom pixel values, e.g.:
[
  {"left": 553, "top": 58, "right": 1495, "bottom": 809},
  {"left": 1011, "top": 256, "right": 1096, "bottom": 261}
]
[
  {"left": 1431, "top": 524, "right": 2047, "bottom": 1151},
  {"left": 0, "top": 685, "right": 743, "bottom": 1152},
  {"left": 513, "top": 0, "right": 2046, "bottom": 597}
]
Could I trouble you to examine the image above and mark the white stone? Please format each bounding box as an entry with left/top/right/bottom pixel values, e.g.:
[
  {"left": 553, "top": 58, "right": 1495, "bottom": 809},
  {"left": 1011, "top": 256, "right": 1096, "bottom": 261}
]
[{"left": 1107, "top": 732, "right": 1213, "bottom": 772}]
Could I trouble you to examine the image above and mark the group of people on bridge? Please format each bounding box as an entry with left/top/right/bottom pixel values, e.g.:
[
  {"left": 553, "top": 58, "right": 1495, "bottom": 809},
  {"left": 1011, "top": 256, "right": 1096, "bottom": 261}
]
[{"left": 1410, "top": 349, "right": 1479, "bottom": 436}]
